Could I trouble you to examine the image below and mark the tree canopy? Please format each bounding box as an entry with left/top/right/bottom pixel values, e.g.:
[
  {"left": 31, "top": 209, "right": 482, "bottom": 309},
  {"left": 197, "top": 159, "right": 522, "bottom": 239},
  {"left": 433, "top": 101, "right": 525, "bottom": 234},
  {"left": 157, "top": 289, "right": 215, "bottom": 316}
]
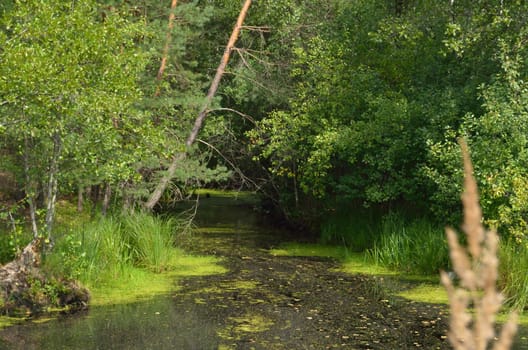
[{"left": 1, "top": 0, "right": 528, "bottom": 242}]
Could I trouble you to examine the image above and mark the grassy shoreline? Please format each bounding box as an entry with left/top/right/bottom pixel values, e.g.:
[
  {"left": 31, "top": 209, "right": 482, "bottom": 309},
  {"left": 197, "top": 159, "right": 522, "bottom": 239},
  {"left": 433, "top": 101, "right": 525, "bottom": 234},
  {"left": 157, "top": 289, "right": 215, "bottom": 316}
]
[{"left": 0, "top": 200, "right": 228, "bottom": 329}]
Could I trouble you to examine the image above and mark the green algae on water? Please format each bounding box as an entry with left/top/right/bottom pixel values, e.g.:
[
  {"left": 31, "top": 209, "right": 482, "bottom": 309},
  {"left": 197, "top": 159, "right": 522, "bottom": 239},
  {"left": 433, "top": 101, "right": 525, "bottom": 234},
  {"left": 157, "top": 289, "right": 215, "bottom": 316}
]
[
  {"left": 0, "top": 316, "right": 25, "bottom": 329},
  {"left": 217, "top": 313, "right": 274, "bottom": 341},
  {"left": 269, "top": 242, "right": 348, "bottom": 260},
  {"left": 88, "top": 252, "right": 227, "bottom": 306},
  {"left": 396, "top": 284, "right": 448, "bottom": 304}
]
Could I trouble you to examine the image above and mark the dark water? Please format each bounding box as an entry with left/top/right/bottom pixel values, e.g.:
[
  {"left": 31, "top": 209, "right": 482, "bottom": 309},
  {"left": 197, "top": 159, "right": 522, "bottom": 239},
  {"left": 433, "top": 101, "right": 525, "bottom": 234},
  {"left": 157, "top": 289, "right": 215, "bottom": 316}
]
[
  {"left": 0, "top": 194, "right": 527, "bottom": 349},
  {"left": 0, "top": 297, "right": 220, "bottom": 349}
]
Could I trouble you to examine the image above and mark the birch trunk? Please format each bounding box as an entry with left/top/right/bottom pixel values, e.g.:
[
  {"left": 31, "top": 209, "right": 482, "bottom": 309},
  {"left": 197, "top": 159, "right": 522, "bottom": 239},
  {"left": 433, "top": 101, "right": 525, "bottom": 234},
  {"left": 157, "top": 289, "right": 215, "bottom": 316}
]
[
  {"left": 24, "top": 137, "right": 39, "bottom": 239},
  {"left": 44, "top": 133, "right": 61, "bottom": 238}
]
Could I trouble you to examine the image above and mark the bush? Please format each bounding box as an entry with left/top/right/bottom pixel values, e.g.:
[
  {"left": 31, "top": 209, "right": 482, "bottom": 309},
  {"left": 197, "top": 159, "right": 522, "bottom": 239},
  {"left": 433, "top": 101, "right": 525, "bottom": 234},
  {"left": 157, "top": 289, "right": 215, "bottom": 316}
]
[{"left": 319, "top": 205, "right": 380, "bottom": 252}]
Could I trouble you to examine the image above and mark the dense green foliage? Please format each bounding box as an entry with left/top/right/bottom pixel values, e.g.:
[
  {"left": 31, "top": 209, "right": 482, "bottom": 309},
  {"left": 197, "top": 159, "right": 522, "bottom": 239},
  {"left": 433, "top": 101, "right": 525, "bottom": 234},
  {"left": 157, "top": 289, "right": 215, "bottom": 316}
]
[
  {"left": 248, "top": 0, "right": 528, "bottom": 244},
  {"left": 1, "top": 0, "right": 528, "bottom": 311}
]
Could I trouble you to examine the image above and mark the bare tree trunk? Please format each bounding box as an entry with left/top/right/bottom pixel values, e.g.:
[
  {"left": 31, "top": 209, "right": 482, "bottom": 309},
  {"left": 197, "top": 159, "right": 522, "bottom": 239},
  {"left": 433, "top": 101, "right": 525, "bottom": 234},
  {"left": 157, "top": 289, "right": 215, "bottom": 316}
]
[
  {"left": 144, "top": 0, "right": 252, "bottom": 210},
  {"left": 24, "top": 137, "right": 39, "bottom": 239},
  {"left": 77, "top": 185, "right": 84, "bottom": 213},
  {"left": 101, "top": 183, "right": 111, "bottom": 216},
  {"left": 120, "top": 181, "right": 133, "bottom": 212},
  {"left": 44, "top": 133, "right": 61, "bottom": 238},
  {"left": 91, "top": 184, "right": 100, "bottom": 217},
  {"left": 154, "top": 0, "right": 179, "bottom": 97}
]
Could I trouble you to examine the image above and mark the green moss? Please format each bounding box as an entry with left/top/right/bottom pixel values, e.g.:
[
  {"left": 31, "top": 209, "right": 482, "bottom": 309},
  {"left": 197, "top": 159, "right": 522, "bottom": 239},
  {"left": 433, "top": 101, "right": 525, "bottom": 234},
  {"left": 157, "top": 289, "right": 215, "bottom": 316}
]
[
  {"left": 230, "top": 314, "right": 273, "bottom": 332},
  {"left": 217, "top": 313, "right": 274, "bottom": 341},
  {"left": 217, "top": 345, "right": 235, "bottom": 350},
  {"left": 31, "top": 317, "right": 54, "bottom": 324},
  {"left": 169, "top": 254, "right": 228, "bottom": 277},
  {"left": 496, "top": 312, "right": 528, "bottom": 325},
  {"left": 194, "top": 280, "right": 258, "bottom": 295},
  {"left": 338, "top": 253, "right": 398, "bottom": 276},
  {"left": 0, "top": 316, "right": 25, "bottom": 329}
]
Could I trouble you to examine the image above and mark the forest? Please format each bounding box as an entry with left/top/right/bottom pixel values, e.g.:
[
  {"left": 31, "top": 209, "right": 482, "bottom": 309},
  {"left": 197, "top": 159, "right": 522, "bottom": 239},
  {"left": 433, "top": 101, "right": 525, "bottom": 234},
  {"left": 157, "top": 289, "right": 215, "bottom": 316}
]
[{"left": 0, "top": 0, "right": 527, "bottom": 348}]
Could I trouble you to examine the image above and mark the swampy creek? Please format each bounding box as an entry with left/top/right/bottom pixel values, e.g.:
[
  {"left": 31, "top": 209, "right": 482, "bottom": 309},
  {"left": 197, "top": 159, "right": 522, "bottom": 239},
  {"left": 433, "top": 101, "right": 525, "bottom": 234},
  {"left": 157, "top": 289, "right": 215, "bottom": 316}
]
[{"left": 0, "top": 194, "right": 527, "bottom": 349}]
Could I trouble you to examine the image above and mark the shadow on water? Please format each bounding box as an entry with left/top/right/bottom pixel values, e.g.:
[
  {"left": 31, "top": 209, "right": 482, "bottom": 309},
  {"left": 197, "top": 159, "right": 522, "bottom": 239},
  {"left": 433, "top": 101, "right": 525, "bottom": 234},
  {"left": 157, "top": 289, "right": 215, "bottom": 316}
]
[{"left": 0, "top": 193, "right": 527, "bottom": 349}]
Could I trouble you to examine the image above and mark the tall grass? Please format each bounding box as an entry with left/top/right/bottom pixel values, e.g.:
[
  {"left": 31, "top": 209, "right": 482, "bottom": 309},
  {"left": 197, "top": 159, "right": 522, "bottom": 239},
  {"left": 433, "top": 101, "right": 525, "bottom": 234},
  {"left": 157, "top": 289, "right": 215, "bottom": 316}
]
[
  {"left": 367, "top": 213, "right": 450, "bottom": 275},
  {"left": 321, "top": 205, "right": 450, "bottom": 275},
  {"left": 46, "top": 211, "right": 180, "bottom": 285},
  {"left": 498, "top": 239, "right": 528, "bottom": 311},
  {"left": 121, "top": 212, "right": 176, "bottom": 273}
]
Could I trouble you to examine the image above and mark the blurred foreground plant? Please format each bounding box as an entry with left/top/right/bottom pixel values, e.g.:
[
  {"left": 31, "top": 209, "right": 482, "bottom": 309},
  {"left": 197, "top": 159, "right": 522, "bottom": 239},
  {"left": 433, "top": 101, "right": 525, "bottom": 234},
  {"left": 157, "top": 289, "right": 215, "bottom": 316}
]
[{"left": 440, "top": 140, "right": 518, "bottom": 350}]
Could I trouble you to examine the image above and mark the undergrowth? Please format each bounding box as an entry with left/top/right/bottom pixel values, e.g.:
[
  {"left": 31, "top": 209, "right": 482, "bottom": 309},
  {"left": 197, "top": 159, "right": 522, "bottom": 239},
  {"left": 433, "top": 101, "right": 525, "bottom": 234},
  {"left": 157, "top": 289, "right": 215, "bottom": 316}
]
[
  {"left": 499, "top": 239, "right": 528, "bottom": 311},
  {"left": 45, "top": 210, "right": 182, "bottom": 287},
  {"left": 320, "top": 205, "right": 528, "bottom": 311}
]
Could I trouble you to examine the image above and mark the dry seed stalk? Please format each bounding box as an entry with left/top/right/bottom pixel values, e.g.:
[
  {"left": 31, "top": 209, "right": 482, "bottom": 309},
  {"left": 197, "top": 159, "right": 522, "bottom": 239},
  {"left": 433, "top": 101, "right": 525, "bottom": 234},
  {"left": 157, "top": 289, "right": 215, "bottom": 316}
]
[{"left": 440, "top": 140, "right": 518, "bottom": 350}]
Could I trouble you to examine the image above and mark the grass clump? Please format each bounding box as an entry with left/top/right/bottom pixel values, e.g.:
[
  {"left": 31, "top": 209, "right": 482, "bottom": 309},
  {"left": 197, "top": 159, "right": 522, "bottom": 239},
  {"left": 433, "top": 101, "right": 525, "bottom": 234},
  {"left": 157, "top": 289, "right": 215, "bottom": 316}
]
[
  {"left": 269, "top": 242, "right": 349, "bottom": 260},
  {"left": 498, "top": 239, "right": 528, "bottom": 311},
  {"left": 367, "top": 213, "right": 450, "bottom": 275},
  {"left": 47, "top": 211, "right": 181, "bottom": 289},
  {"left": 319, "top": 203, "right": 450, "bottom": 275},
  {"left": 121, "top": 212, "right": 177, "bottom": 272},
  {"left": 44, "top": 209, "right": 227, "bottom": 306}
]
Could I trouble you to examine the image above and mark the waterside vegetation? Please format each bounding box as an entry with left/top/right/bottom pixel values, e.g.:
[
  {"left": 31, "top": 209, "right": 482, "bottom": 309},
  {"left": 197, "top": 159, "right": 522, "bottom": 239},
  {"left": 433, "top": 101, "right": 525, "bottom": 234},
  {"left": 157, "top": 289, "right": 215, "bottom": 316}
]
[{"left": 0, "top": 200, "right": 226, "bottom": 326}]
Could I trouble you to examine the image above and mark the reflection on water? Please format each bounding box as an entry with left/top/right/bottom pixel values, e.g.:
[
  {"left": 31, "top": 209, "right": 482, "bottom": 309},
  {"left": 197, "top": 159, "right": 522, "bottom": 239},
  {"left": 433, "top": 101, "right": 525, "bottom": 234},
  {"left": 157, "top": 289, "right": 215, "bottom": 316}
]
[{"left": 0, "top": 296, "right": 222, "bottom": 350}]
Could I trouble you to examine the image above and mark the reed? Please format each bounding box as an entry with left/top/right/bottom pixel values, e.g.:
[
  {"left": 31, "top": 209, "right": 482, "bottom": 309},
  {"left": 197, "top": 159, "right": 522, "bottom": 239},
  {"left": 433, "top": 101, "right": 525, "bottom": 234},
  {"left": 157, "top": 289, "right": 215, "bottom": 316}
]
[
  {"left": 121, "top": 212, "right": 176, "bottom": 273},
  {"left": 46, "top": 211, "right": 179, "bottom": 285}
]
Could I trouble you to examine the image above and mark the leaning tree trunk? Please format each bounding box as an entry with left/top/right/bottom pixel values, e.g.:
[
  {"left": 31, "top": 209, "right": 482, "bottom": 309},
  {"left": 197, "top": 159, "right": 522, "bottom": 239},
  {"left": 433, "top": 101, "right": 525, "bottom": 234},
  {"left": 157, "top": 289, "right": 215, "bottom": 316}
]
[{"left": 144, "top": 0, "right": 252, "bottom": 210}]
